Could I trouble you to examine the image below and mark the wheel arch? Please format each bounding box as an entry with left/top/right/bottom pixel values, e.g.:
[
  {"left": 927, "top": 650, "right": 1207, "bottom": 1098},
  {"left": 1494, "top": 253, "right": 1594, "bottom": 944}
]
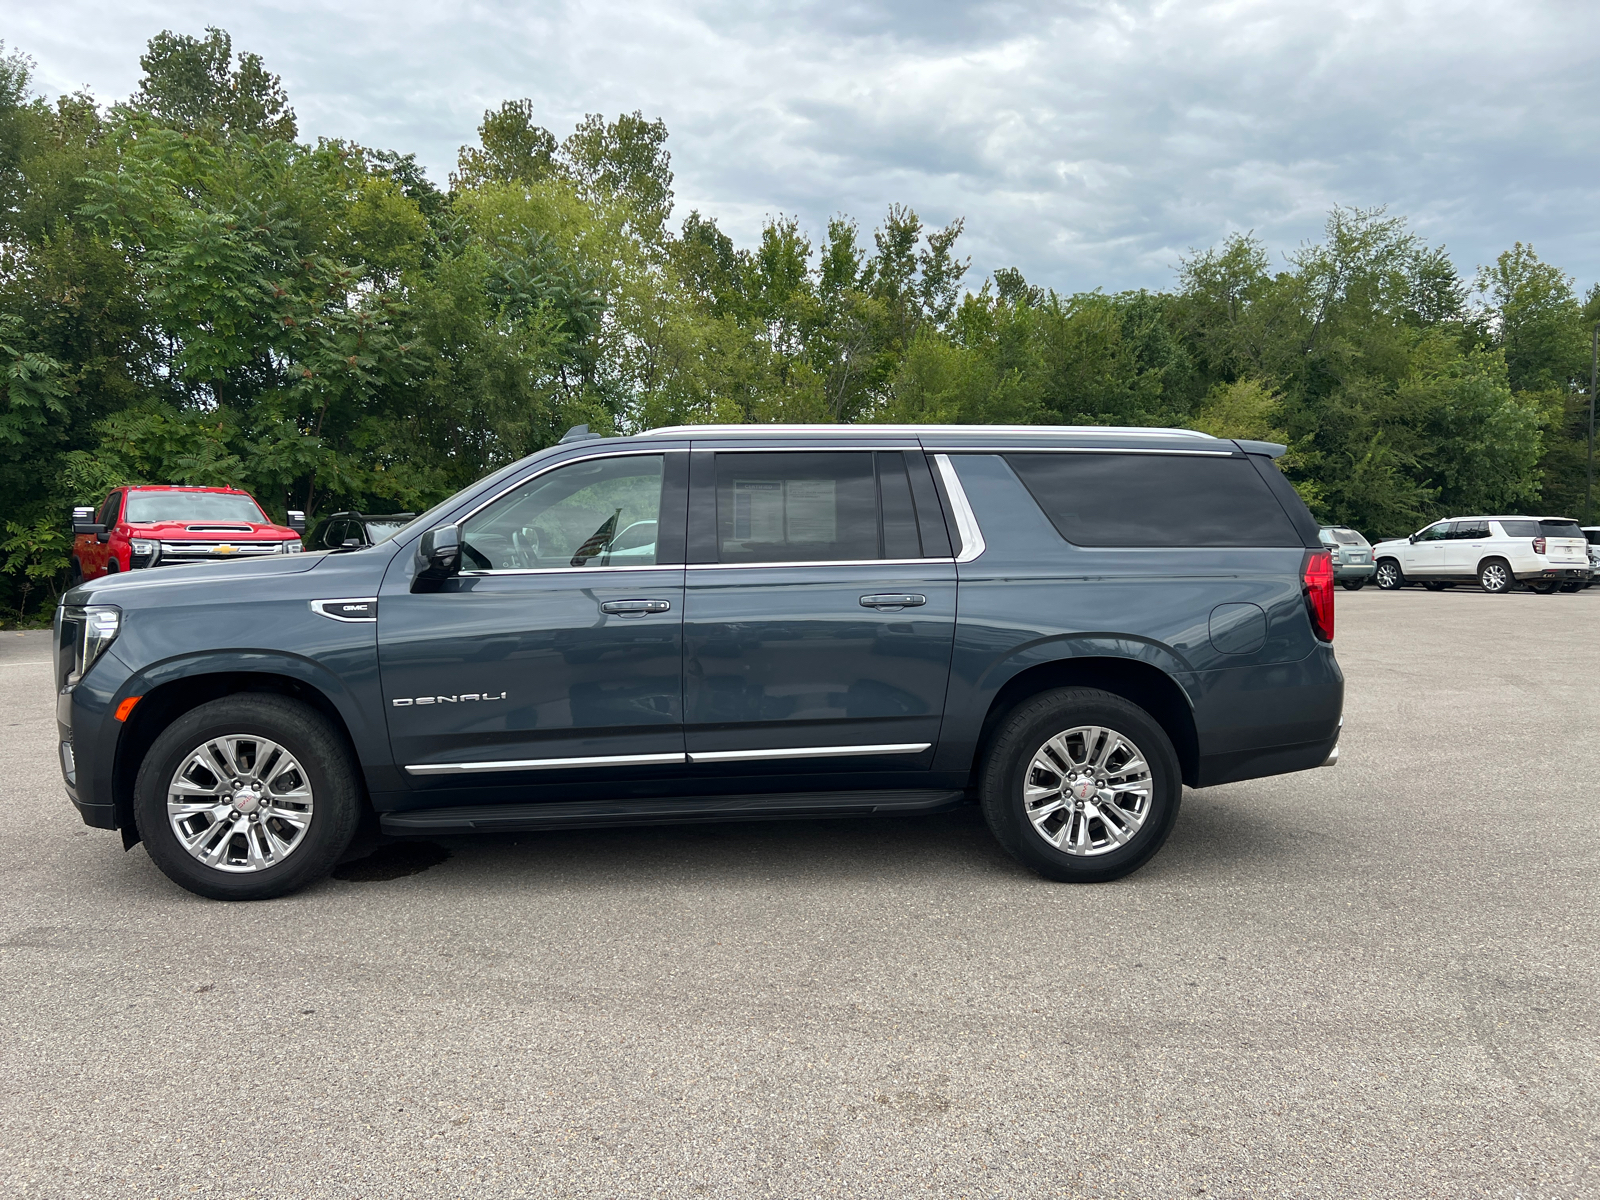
[
  {"left": 969, "top": 656, "right": 1200, "bottom": 788},
  {"left": 111, "top": 667, "right": 372, "bottom": 842}
]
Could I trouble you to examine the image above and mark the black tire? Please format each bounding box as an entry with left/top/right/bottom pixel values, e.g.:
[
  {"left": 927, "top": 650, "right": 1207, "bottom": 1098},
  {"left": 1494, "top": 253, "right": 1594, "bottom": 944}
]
[
  {"left": 979, "top": 687, "right": 1182, "bottom": 884},
  {"left": 1558, "top": 582, "right": 1584, "bottom": 593},
  {"left": 1341, "top": 579, "right": 1366, "bottom": 591},
  {"left": 1422, "top": 581, "right": 1448, "bottom": 591},
  {"left": 1375, "top": 559, "right": 1405, "bottom": 590},
  {"left": 1527, "top": 581, "right": 1558, "bottom": 594},
  {"left": 1478, "top": 559, "right": 1512, "bottom": 594},
  {"left": 134, "top": 694, "right": 362, "bottom": 901}
]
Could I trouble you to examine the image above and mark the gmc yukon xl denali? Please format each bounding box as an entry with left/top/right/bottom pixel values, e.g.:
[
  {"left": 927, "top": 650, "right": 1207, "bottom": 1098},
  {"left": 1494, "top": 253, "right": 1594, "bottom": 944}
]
[{"left": 54, "top": 424, "right": 1344, "bottom": 900}]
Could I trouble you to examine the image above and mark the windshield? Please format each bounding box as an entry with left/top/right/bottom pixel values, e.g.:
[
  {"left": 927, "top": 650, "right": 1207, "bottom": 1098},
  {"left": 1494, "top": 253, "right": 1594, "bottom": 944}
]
[{"left": 124, "top": 491, "right": 267, "bottom": 524}]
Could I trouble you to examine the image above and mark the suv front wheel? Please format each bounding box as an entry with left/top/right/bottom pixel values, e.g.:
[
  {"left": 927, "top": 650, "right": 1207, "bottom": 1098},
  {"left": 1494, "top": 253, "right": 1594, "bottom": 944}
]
[
  {"left": 134, "top": 695, "right": 361, "bottom": 901},
  {"left": 980, "top": 688, "right": 1182, "bottom": 883},
  {"left": 1375, "top": 559, "right": 1404, "bottom": 589}
]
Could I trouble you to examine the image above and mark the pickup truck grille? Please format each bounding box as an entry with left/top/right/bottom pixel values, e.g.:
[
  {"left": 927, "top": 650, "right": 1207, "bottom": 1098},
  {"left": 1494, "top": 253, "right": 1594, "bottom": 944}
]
[{"left": 158, "top": 541, "right": 280, "bottom": 561}]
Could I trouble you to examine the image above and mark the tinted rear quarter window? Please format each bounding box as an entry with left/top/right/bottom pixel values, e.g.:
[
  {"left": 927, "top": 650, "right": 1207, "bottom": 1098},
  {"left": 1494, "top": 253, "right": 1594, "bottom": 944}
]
[
  {"left": 1497, "top": 520, "right": 1539, "bottom": 538},
  {"left": 1006, "top": 453, "right": 1302, "bottom": 547}
]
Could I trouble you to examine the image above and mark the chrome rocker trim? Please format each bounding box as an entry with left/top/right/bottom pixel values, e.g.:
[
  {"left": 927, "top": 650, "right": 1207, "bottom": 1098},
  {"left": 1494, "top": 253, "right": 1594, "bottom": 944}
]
[{"left": 404, "top": 743, "right": 933, "bottom": 776}]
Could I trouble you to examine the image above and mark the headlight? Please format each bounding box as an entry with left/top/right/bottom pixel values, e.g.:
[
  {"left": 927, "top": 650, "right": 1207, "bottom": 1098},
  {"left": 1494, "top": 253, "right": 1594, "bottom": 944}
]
[
  {"left": 130, "top": 539, "right": 156, "bottom": 555},
  {"left": 59, "top": 604, "right": 120, "bottom": 690},
  {"left": 281, "top": 538, "right": 303, "bottom": 554}
]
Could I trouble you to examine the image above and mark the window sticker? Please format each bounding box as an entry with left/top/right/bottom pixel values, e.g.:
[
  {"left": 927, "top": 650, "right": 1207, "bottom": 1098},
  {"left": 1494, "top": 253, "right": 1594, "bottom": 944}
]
[{"left": 731, "top": 478, "right": 836, "bottom": 545}]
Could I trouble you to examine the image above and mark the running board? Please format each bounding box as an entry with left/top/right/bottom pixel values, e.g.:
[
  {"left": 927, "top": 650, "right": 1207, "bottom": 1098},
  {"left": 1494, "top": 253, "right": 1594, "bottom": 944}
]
[{"left": 380, "top": 789, "right": 966, "bottom": 835}]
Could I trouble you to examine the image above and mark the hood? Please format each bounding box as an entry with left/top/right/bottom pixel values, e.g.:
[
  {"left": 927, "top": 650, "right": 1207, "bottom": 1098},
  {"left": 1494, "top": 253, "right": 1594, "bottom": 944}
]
[
  {"left": 65, "top": 549, "right": 326, "bottom": 606},
  {"left": 125, "top": 519, "right": 298, "bottom": 539}
]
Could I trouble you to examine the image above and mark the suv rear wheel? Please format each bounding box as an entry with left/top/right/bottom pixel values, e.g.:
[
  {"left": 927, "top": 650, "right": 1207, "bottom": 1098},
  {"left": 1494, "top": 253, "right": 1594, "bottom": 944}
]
[
  {"left": 980, "top": 688, "right": 1182, "bottom": 883},
  {"left": 134, "top": 695, "right": 361, "bottom": 901},
  {"left": 1478, "top": 559, "right": 1512, "bottom": 594},
  {"left": 1375, "top": 559, "right": 1404, "bottom": 589}
]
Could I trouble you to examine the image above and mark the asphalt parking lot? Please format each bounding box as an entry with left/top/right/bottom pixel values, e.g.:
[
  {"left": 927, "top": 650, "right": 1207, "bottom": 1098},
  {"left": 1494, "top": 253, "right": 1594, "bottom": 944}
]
[{"left": 2, "top": 586, "right": 1597, "bottom": 1199}]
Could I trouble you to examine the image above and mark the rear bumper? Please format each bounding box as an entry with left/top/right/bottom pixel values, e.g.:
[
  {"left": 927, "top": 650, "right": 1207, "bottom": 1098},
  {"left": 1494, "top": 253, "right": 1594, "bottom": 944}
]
[
  {"left": 1514, "top": 567, "right": 1591, "bottom": 581},
  {"left": 1332, "top": 562, "right": 1374, "bottom": 580},
  {"left": 1189, "top": 646, "right": 1344, "bottom": 788}
]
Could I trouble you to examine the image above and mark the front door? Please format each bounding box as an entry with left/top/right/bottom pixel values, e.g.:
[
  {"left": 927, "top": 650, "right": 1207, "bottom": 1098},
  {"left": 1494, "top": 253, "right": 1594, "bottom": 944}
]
[
  {"left": 1404, "top": 521, "right": 1451, "bottom": 576},
  {"left": 379, "top": 451, "right": 688, "bottom": 788},
  {"left": 681, "top": 448, "right": 956, "bottom": 781}
]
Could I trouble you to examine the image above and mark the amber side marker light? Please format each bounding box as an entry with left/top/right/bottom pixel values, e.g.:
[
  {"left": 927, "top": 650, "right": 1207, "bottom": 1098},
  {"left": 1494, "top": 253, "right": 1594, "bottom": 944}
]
[{"left": 114, "top": 696, "right": 142, "bottom": 722}]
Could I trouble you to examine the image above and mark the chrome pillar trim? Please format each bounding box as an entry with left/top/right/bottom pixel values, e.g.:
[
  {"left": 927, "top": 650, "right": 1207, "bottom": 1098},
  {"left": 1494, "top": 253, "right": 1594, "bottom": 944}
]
[
  {"left": 405, "top": 752, "right": 688, "bottom": 776},
  {"left": 687, "top": 743, "right": 932, "bottom": 764},
  {"left": 931, "top": 454, "right": 986, "bottom": 564}
]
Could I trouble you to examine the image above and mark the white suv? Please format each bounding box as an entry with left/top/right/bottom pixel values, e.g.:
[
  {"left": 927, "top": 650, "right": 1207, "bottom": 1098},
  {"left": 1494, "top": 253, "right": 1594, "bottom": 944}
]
[{"left": 1371, "top": 517, "right": 1592, "bottom": 594}]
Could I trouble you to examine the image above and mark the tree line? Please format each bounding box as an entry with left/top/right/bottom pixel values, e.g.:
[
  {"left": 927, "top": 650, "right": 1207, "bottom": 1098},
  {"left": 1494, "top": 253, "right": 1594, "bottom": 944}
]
[{"left": 1, "top": 28, "right": 1596, "bottom": 618}]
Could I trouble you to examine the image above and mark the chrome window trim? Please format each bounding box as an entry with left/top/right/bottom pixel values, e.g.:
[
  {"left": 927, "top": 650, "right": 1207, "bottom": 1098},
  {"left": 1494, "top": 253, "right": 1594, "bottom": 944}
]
[
  {"left": 948, "top": 447, "right": 1238, "bottom": 457},
  {"left": 406, "top": 751, "right": 688, "bottom": 776},
  {"left": 453, "top": 447, "right": 687, "bottom": 529},
  {"left": 310, "top": 597, "right": 378, "bottom": 623},
  {"left": 687, "top": 557, "right": 954, "bottom": 571},
  {"left": 690, "top": 444, "right": 922, "bottom": 452},
  {"left": 687, "top": 743, "right": 931, "bottom": 763},
  {"left": 460, "top": 563, "right": 684, "bottom": 578},
  {"left": 931, "top": 454, "right": 986, "bottom": 564}
]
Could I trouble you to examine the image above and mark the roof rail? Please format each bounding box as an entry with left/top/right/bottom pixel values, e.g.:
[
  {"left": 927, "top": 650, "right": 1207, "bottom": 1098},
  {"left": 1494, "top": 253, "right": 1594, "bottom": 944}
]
[{"left": 635, "top": 423, "right": 1217, "bottom": 439}]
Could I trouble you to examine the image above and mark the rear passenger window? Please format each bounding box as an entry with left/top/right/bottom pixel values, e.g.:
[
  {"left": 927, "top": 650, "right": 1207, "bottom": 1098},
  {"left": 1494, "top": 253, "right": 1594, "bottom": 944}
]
[
  {"left": 1005, "top": 453, "right": 1300, "bottom": 548},
  {"left": 711, "top": 451, "right": 940, "bottom": 564},
  {"left": 1497, "top": 520, "right": 1538, "bottom": 538}
]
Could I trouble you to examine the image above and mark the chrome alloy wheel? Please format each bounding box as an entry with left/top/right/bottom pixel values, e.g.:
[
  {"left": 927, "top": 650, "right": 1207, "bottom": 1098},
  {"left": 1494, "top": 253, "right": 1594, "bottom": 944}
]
[
  {"left": 1022, "top": 725, "right": 1153, "bottom": 856},
  {"left": 165, "top": 735, "right": 315, "bottom": 873},
  {"left": 1376, "top": 560, "right": 1401, "bottom": 589},
  {"left": 1480, "top": 562, "right": 1510, "bottom": 593}
]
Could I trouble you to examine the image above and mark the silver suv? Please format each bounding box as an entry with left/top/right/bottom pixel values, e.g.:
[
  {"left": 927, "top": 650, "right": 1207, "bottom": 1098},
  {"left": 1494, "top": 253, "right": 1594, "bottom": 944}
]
[{"left": 1318, "top": 526, "right": 1374, "bottom": 590}]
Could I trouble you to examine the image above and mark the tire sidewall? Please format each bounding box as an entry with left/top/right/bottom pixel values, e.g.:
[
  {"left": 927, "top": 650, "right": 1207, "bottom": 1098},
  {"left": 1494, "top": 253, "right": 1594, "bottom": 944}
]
[
  {"left": 134, "top": 695, "right": 360, "bottom": 901},
  {"left": 1479, "top": 559, "right": 1511, "bottom": 594},
  {"left": 1375, "top": 559, "right": 1403, "bottom": 589},
  {"left": 981, "top": 688, "right": 1182, "bottom": 883}
]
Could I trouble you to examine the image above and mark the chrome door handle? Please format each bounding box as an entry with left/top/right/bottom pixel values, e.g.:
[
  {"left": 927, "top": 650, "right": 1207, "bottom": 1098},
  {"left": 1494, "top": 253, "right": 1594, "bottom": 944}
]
[
  {"left": 599, "top": 598, "right": 672, "bottom": 616},
  {"left": 859, "top": 594, "right": 927, "bottom": 609}
]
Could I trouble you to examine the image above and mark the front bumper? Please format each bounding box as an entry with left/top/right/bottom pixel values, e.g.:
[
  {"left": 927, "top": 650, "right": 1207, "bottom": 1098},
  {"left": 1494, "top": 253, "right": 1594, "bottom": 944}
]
[{"left": 55, "top": 649, "right": 133, "bottom": 830}]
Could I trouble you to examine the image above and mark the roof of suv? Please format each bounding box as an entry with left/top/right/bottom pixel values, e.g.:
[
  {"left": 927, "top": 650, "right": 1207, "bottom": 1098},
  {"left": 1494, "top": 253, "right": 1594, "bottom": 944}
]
[{"left": 637, "top": 424, "right": 1219, "bottom": 439}]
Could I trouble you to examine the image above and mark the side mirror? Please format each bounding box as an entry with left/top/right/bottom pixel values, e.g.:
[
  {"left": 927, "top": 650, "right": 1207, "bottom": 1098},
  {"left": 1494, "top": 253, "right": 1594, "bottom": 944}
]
[
  {"left": 1409, "top": 533, "right": 1419, "bottom": 544},
  {"left": 412, "top": 525, "right": 461, "bottom": 592},
  {"left": 286, "top": 510, "right": 307, "bottom": 533},
  {"left": 71, "top": 507, "right": 106, "bottom": 539}
]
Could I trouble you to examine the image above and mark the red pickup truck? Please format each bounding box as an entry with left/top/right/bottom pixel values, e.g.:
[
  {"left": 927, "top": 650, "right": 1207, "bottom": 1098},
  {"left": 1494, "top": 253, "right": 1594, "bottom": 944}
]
[{"left": 69, "top": 486, "right": 306, "bottom": 583}]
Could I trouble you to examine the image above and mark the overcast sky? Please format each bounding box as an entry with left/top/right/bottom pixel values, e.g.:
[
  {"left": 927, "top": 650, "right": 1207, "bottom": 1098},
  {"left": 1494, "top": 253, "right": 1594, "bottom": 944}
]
[{"left": 11, "top": 0, "right": 1600, "bottom": 295}]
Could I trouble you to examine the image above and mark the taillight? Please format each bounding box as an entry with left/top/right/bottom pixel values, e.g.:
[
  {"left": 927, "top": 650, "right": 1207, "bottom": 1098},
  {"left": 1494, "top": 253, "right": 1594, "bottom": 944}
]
[
  {"left": 1302, "top": 549, "right": 1334, "bottom": 642},
  {"left": 1532, "top": 536, "right": 1546, "bottom": 555}
]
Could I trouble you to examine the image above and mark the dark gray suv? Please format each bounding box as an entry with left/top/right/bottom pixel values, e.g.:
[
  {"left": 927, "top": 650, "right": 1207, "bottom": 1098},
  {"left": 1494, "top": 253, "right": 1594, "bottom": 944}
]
[{"left": 54, "top": 424, "right": 1343, "bottom": 900}]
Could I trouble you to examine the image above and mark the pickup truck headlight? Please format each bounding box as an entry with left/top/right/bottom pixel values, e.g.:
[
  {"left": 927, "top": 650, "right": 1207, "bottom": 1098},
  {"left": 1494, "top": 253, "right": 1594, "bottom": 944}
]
[
  {"left": 129, "top": 538, "right": 159, "bottom": 567},
  {"left": 280, "top": 538, "right": 303, "bottom": 554},
  {"left": 58, "top": 604, "right": 120, "bottom": 691}
]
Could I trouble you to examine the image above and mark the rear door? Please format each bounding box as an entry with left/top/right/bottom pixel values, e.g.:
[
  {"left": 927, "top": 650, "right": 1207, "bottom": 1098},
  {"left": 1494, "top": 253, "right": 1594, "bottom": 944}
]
[
  {"left": 681, "top": 446, "right": 956, "bottom": 781},
  {"left": 1538, "top": 519, "right": 1588, "bottom": 567},
  {"left": 1444, "top": 520, "right": 1489, "bottom": 575}
]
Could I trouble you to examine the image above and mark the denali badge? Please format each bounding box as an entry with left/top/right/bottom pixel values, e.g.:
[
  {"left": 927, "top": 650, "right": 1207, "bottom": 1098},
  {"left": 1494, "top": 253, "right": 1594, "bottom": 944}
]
[{"left": 392, "top": 692, "right": 507, "bottom": 707}]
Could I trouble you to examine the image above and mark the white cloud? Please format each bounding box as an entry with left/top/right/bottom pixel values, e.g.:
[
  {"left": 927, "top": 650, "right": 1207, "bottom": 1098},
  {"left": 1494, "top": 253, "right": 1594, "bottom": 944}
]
[{"left": 13, "top": 0, "right": 1600, "bottom": 292}]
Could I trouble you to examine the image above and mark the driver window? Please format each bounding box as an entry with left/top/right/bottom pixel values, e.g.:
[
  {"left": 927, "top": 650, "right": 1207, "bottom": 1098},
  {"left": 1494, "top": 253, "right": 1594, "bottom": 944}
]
[
  {"left": 460, "top": 455, "right": 664, "bottom": 572},
  {"left": 1417, "top": 522, "right": 1450, "bottom": 542}
]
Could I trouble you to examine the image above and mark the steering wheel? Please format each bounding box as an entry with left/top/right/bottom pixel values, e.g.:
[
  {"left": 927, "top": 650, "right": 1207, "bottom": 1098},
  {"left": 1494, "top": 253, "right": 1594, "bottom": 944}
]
[{"left": 510, "top": 526, "right": 542, "bottom": 568}]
